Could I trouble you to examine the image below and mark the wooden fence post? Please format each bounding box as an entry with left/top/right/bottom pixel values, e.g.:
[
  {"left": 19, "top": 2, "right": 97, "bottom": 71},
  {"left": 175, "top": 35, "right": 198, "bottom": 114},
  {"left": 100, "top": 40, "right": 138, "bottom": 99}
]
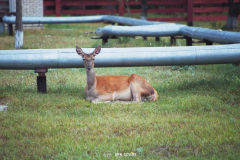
[
  {"left": 187, "top": 0, "right": 193, "bottom": 26},
  {"left": 56, "top": 0, "right": 61, "bottom": 17},
  {"left": 118, "top": 0, "right": 125, "bottom": 16}
]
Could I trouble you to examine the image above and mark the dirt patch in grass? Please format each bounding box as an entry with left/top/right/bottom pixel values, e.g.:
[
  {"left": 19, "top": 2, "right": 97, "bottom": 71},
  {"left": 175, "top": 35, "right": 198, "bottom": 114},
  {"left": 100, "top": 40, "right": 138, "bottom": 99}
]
[{"left": 0, "top": 96, "right": 10, "bottom": 105}]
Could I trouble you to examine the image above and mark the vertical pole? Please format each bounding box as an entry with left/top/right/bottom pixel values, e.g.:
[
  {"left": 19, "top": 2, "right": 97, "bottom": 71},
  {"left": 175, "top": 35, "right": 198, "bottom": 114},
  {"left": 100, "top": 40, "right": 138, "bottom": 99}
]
[
  {"left": 35, "top": 69, "right": 48, "bottom": 93},
  {"left": 8, "top": 24, "right": 13, "bottom": 36},
  {"left": 140, "top": 0, "right": 148, "bottom": 20},
  {"left": 15, "top": 0, "right": 23, "bottom": 49},
  {"left": 56, "top": 0, "right": 61, "bottom": 17},
  {"left": 37, "top": 76, "right": 47, "bottom": 93},
  {"left": 9, "top": 0, "right": 15, "bottom": 36},
  {"left": 185, "top": 36, "right": 192, "bottom": 46},
  {"left": 118, "top": 0, "right": 125, "bottom": 16},
  {"left": 0, "top": 21, "right": 5, "bottom": 33},
  {"left": 171, "top": 36, "right": 176, "bottom": 46},
  {"left": 102, "top": 37, "right": 108, "bottom": 45},
  {"left": 205, "top": 40, "right": 213, "bottom": 45},
  {"left": 187, "top": 0, "right": 193, "bottom": 26}
]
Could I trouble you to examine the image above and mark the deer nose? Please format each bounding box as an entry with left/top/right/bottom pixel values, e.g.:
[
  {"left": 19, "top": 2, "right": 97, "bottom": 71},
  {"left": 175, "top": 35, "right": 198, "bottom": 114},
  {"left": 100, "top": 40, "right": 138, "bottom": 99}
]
[{"left": 87, "top": 66, "right": 92, "bottom": 70}]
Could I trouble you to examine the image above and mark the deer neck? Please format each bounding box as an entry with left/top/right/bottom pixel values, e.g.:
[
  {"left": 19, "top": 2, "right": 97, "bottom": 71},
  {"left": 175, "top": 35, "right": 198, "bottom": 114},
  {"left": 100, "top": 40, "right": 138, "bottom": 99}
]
[{"left": 86, "top": 68, "right": 97, "bottom": 90}]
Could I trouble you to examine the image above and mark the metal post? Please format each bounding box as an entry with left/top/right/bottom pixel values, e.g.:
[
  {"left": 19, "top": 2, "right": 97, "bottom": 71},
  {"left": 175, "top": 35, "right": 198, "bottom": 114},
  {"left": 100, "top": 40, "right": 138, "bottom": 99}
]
[
  {"left": 8, "top": 24, "right": 13, "bottom": 36},
  {"left": 0, "top": 22, "right": 5, "bottom": 33},
  {"left": 35, "top": 69, "right": 47, "bottom": 93},
  {"left": 171, "top": 36, "right": 176, "bottom": 46},
  {"left": 185, "top": 36, "right": 192, "bottom": 46},
  {"left": 205, "top": 40, "right": 213, "bottom": 45},
  {"left": 102, "top": 37, "right": 108, "bottom": 45}
]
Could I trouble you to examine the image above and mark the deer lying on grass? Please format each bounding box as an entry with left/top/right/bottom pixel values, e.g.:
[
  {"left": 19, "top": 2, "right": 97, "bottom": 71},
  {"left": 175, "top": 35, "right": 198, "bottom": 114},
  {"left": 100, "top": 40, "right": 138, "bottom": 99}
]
[{"left": 76, "top": 45, "right": 158, "bottom": 103}]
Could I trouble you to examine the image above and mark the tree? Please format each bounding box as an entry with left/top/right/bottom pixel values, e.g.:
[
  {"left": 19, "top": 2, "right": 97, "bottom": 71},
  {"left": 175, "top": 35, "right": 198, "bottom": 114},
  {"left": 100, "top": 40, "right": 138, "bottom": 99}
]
[
  {"left": 15, "top": 0, "right": 23, "bottom": 49},
  {"left": 140, "top": 0, "right": 148, "bottom": 20},
  {"left": 226, "top": 0, "right": 240, "bottom": 30}
]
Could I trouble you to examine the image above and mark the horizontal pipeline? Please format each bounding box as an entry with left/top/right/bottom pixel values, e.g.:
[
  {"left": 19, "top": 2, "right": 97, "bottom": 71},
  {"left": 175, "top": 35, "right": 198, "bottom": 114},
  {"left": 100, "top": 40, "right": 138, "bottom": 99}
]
[
  {"left": 4, "top": 15, "right": 240, "bottom": 44},
  {"left": 96, "top": 25, "right": 240, "bottom": 44},
  {"left": 0, "top": 44, "right": 240, "bottom": 70},
  {"left": 180, "top": 26, "right": 240, "bottom": 44},
  {"left": 2, "top": 15, "right": 164, "bottom": 26},
  {"left": 96, "top": 24, "right": 183, "bottom": 37}
]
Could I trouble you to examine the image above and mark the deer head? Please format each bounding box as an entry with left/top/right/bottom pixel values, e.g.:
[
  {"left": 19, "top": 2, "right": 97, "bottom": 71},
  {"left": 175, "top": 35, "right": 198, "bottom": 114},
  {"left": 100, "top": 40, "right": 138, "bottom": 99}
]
[{"left": 76, "top": 45, "right": 101, "bottom": 71}]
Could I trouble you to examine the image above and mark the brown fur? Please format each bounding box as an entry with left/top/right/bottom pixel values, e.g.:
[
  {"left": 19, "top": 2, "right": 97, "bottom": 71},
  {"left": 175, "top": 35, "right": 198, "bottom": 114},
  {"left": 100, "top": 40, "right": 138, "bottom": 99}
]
[{"left": 76, "top": 45, "right": 158, "bottom": 103}]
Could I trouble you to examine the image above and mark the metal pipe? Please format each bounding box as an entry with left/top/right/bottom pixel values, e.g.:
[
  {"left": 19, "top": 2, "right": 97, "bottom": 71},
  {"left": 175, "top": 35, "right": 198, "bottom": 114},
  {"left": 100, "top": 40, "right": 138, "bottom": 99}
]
[
  {"left": 2, "top": 15, "right": 164, "bottom": 26},
  {"left": 4, "top": 15, "right": 240, "bottom": 44},
  {"left": 179, "top": 26, "right": 240, "bottom": 44},
  {"left": 96, "top": 24, "right": 182, "bottom": 37},
  {"left": 0, "top": 44, "right": 239, "bottom": 69},
  {"left": 96, "top": 25, "right": 240, "bottom": 44},
  {"left": 3, "top": 15, "right": 103, "bottom": 24},
  {"left": 101, "top": 15, "right": 165, "bottom": 26}
]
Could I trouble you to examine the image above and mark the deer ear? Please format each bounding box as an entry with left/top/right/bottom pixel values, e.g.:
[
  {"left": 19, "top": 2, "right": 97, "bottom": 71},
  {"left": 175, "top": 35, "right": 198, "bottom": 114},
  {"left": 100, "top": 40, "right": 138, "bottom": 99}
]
[
  {"left": 76, "top": 46, "right": 85, "bottom": 57},
  {"left": 93, "top": 45, "right": 101, "bottom": 56}
]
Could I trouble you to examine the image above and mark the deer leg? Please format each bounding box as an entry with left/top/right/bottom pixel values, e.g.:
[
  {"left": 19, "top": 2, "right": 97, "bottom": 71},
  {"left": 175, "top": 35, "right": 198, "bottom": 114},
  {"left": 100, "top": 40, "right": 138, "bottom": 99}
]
[{"left": 130, "top": 83, "right": 142, "bottom": 103}]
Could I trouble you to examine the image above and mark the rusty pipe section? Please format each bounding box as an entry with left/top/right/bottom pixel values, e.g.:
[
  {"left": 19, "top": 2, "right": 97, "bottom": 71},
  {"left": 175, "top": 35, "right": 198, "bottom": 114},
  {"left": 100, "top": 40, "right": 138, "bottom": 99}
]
[{"left": 0, "top": 44, "right": 240, "bottom": 69}]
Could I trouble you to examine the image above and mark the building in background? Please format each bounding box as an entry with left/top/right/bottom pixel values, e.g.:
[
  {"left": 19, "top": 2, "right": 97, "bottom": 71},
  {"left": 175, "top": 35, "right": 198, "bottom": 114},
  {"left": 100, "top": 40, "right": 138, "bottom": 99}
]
[{"left": 1, "top": 0, "right": 44, "bottom": 29}]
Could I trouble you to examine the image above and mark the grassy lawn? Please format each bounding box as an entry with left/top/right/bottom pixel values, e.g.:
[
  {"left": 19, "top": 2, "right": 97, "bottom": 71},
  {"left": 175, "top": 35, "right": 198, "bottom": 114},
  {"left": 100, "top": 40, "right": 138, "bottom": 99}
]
[{"left": 0, "top": 21, "right": 240, "bottom": 159}]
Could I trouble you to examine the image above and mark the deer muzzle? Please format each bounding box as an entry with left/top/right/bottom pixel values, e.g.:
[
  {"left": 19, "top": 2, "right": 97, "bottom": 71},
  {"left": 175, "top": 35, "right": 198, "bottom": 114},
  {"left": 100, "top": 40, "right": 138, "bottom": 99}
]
[{"left": 87, "top": 66, "right": 92, "bottom": 70}]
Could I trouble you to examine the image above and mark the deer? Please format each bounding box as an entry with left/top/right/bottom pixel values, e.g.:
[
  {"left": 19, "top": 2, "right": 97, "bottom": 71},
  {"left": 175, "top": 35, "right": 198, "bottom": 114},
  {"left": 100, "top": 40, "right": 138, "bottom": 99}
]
[{"left": 76, "top": 45, "right": 158, "bottom": 103}]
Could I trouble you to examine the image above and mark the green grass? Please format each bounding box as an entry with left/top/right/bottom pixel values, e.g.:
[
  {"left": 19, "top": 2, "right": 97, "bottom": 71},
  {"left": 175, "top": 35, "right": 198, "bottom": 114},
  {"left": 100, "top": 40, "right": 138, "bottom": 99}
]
[{"left": 0, "top": 21, "right": 240, "bottom": 159}]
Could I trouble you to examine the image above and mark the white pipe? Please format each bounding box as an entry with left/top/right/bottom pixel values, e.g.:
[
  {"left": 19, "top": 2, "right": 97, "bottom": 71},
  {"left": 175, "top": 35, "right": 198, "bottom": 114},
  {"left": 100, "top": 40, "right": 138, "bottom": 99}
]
[
  {"left": 3, "top": 15, "right": 240, "bottom": 44},
  {"left": 0, "top": 44, "right": 239, "bottom": 69},
  {"left": 2, "top": 15, "right": 164, "bottom": 26},
  {"left": 96, "top": 25, "right": 240, "bottom": 44}
]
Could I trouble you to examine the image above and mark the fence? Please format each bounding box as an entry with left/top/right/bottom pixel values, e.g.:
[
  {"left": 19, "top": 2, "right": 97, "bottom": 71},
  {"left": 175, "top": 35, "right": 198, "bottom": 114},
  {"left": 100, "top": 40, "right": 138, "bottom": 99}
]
[
  {"left": 0, "top": 0, "right": 9, "bottom": 14},
  {"left": 43, "top": 0, "right": 240, "bottom": 25}
]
